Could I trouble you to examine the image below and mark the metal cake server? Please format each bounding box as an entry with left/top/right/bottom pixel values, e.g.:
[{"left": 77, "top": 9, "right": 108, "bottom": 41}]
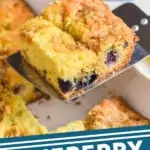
[{"left": 7, "top": 2, "right": 150, "bottom": 102}]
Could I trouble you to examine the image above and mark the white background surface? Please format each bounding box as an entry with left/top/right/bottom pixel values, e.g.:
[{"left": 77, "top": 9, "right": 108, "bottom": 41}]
[{"left": 25, "top": 0, "right": 150, "bottom": 131}]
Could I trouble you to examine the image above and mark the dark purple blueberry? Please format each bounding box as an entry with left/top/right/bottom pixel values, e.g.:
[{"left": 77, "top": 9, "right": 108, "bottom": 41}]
[
  {"left": 76, "top": 73, "right": 98, "bottom": 89},
  {"left": 123, "top": 41, "right": 129, "bottom": 48},
  {"left": 58, "top": 78, "right": 73, "bottom": 93},
  {"left": 105, "top": 50, "right": 118, "bottom": 65},
  {"left": 88, "top": 73, "right": 98, "bottom": 84},
  {"left": 77, "top": 79, "right": 88, "bottom": 89}
]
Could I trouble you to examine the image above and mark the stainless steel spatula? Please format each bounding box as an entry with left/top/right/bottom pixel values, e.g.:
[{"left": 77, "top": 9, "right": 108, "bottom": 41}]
[{"left": 7, "top": 3, "right": 150, "bottom": 102}]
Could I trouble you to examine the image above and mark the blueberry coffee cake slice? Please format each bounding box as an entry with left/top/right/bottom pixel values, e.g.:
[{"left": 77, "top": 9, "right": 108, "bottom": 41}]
[{"left": 20, "top": 0, "right": 137, "bottom": 100}]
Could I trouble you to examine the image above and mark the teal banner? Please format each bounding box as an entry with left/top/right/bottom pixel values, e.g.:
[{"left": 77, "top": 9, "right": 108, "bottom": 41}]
[{"left": 0, "top": 126, "right": 150, "bottom": 150}]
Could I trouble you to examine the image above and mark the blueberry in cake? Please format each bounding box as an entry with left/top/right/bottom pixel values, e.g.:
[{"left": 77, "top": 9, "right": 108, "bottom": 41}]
[{"left": 20, "top": 0, "right": 138, "bottom": 99}]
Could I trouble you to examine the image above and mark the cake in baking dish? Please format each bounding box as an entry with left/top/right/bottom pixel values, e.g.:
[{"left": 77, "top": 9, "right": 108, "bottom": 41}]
[
  {"left": 0, "top": 0, "right": 48, "bottom": 103},
  {"left": 0, "top": 0, "right": 34, "bottom": 62},
  {"left": 20, "top": 0, "right": 137, "bottom": 99},
  {"left": 0, "top": 0, "right": 35, "bottom": 102},
  {"left": 0, "top": 0, "right": 34, "bottom": 53},
  {"left": 4, "top": 67, "right": 35, "bottom": 104},
  {"left": 0, "top": 87, "right": 48, "bottom": 138},
  {"left": 85, "top": 97, "right": 149, "bottom": 130}
]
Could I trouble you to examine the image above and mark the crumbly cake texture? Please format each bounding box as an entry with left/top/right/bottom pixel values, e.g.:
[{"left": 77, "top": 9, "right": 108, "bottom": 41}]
[
  {"left": 84, "top": 97, "right": 149, "bottom": 130},
  {"left": 21, "top": 0, "right": 138, "bottom": 99},
  {"left": 0, "top": 0, "right": 47, "bottom": 103},
  {"left": 0, "top": 0, "right": 34, "bottom": 53},
  {"left": 0, "top": 87, "right": 48, "bottom": 138},
  {"left": 0, "top": 0, "right": 34, "bottom": 71},
  {"left": 50, "top": 120, "right": 85, "bottom": 133},
  {"left": 0, "top": 0, "right": 34, "bottom": 89},
  {"left": 3, "top": 67, "right": 35, "bottom": 104}
]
